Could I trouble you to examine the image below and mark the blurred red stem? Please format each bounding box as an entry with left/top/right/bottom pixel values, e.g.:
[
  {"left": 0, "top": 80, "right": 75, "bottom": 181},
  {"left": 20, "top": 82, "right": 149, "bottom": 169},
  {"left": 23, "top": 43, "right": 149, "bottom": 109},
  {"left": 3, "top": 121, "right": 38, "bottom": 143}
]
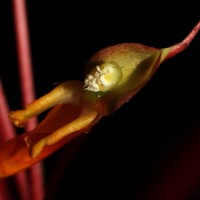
[
  {"left": 30, "top": 163, "right": 44, "bottom": 200},
  {"left": 12, "top": 0, "right": 36, "bottom": 130},
  {"left": 0, "top": 80, "right": 16, "bottom": 140},
  {"left": 12, "top": 0, "right": 44, "bottom": 200},
  {"left": 0, "top": 81, "right": 15, "bottom": 200},
  {"left": 0, "top": 179, "right": 12, "bottom": 200},
  {"left": 14, "top": 172, "right": 32, "bottom": 200},
  {"left": 0, "top": 80, "right": 30, "bottom": 200}
]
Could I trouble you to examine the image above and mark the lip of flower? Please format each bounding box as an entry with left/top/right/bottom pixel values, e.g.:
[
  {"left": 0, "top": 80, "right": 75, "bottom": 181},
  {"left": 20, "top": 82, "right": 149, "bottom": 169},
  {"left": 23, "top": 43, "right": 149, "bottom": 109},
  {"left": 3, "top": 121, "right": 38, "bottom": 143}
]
[
  {"left": 0, "top": 21, "right": 199, "bottom": 178},
  {"left": 0, "top": 93, "right": 101, "bottom": 177}
]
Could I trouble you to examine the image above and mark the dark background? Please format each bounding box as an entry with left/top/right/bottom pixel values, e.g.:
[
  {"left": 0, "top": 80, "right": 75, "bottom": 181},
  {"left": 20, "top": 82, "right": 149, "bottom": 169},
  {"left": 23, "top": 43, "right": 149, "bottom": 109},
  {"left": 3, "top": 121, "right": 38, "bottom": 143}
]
[{"left": 0, "top": 0, "right": 200, "bottom": 199}]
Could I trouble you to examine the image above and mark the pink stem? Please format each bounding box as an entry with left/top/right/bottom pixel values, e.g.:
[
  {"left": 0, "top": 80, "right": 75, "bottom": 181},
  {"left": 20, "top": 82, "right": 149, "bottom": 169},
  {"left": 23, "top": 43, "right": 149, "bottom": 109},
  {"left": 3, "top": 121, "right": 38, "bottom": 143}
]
[
  {"left": 0, "top": 179, "right": 12, "bottom": 200},
  {"left": 29, "top": 163, "right": 44, "bottom": 200},
  {"left": 0, "top": 81, "right": 14, "bottom": 200},
  {"left": 0, "top": 80, "right": 30, "bottom": 200},
  {"left": 12, "top": 0, "right": 36, "bottom": 128},
  {"left": 15, "top": 172, "right": 32, "bottom": 200},
  {"left": 0, "top": 80, "right": 16, "bottom": 140},
  {"left": 166, "top": 20, "right": 200, "bottom": 60},
  {"left": 12, "top": 0, "right": 44, "bottom": 200}
]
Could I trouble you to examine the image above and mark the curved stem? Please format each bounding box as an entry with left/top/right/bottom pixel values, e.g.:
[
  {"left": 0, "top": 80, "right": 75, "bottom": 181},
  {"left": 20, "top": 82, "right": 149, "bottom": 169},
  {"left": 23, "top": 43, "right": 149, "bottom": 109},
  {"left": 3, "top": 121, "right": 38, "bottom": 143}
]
[{"left": 166, "top": 20, "right": 200, "bottom": 60}]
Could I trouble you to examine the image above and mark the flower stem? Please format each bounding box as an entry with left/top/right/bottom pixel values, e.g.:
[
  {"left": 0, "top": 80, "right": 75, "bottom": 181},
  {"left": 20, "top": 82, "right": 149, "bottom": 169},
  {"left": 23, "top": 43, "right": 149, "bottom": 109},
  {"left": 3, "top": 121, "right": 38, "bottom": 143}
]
[
  {"left": 166, "top": 20, "right": 200, "bottom": 60},
  {"left": 12, "top": 0, "right": 44, "bottom": 199},
  {"left": 0, "top": 179, "right": 12, "bottom": 200},
  {"left": 12, "top": 0, "right": 35, "bottom": 113},
  {"left": 0, "top": 80, "right": 13, "bottom": 200},
  {"left": 0, "top": 80, "right": 16, "bottom": 140},
  {"left": 0, "top": 80, "right": 29, "bottom": 200},
  {"left": 29, "top": 163, "right": 44, "bottom": 200}
]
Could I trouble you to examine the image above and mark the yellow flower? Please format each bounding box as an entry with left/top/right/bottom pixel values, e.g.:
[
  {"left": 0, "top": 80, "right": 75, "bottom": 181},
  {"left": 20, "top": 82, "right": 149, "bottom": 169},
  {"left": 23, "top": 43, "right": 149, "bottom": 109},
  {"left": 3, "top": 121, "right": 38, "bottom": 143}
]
[{"left": 0, "top": 21, "right": 199, "bottom": 178}]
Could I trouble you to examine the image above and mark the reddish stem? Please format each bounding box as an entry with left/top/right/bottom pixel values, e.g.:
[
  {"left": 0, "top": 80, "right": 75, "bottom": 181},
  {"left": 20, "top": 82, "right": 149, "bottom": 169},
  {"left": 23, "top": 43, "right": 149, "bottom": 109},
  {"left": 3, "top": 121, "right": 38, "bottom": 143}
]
[
  {"left": 0, "top": 80, "right": 16, "bottom": 141},
  {"left": 12, "top": 0, "right": 44, "bottom": 199},
  {"left": 29, "top": 163, "right": 44, "bottom": 200},
  {"left": 0, "top": 179, "right": 12, "bottom": 200},
  {"left": 0, "top": 80, "right": 30, "bottom": 200},
  {"left": 0, "top": 81, "right": 14, "bottom": 200},
  {"left": 12, "top": 0, "right": 36, "bottom": 130},
  {"left": 166, "top": 20, "right": 200, "bottom": 60},
  {"left": 14, "top": 172, "right": 32, "bottom": 200}
]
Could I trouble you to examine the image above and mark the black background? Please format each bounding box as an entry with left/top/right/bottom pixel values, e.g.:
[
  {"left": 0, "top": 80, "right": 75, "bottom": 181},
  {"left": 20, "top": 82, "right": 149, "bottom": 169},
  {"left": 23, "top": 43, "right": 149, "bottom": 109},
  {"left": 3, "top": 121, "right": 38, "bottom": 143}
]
[{"left": 0, "top": 0, "right": 200, "bottom": 200}]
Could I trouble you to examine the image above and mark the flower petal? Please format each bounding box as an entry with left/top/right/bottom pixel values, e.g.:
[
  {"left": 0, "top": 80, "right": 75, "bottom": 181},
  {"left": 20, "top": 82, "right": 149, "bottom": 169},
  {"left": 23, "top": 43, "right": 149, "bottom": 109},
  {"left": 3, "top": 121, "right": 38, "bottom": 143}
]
[
  {"left": 1, "top": 21, "right": 199, "bottom": 178},
  {"left": 0, "top": 103, "right": 100, "bottom": 177}
]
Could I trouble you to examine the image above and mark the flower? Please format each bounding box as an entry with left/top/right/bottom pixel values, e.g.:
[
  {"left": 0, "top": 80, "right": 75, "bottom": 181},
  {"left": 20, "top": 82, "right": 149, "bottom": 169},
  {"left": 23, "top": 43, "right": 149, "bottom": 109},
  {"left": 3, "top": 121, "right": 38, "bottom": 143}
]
[{"left": 0, "top": 21, "right": 199, "bottom": 178}]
